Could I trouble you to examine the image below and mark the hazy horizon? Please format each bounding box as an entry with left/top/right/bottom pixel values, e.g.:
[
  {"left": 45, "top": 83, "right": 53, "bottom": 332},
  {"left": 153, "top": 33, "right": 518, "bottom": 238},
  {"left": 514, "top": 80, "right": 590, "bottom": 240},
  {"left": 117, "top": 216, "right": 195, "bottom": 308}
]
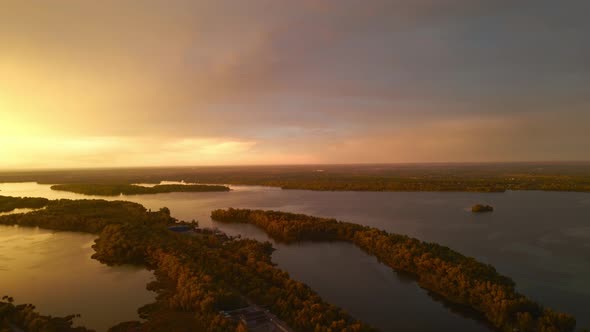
[
  {"left": 2, "top": 1, "right": 589, "bottom": 168},
  {"left": 2, "top": 160, "right": 590, "bottom": 173}
]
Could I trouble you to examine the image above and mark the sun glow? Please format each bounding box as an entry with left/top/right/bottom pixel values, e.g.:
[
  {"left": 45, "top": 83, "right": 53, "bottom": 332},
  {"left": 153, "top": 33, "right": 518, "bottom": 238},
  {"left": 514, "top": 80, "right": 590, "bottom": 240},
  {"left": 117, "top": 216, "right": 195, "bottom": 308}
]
[{"left": 0, "top": 134, "right": 264, "bottom": 169}]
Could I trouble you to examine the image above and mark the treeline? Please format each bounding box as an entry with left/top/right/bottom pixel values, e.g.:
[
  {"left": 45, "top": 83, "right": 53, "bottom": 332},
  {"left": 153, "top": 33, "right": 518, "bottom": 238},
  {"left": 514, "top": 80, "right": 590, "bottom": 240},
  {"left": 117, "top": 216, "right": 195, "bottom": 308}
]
[
  {"left": 3, "top": 163, "right": 590, "bottom": 193},
  {"left": 93, "top": 216, "right": 374, "bottom": 331},
  {"left": 211, "top": 208, "right": 577, "bottom": 332},
  {"left": 0, "top": 195, "right": 48, "bottom": 213},
  {"left": 0, "top": 296, "right": 91, "bottom": 332},
  {"left": 259, "top": 176, "right": 590, "bottom": 193},
  {"left": 0, "top": 198, "right": 175, "bottom": 233},
  {"left": 0, "top": 199, "right": 374, "bottom": 332},
  {"left": 50, "top": 183, "right": 230, "bottom": 196},
  {"left": 48, "top": 178, "right": 590, "bottom": 194}
]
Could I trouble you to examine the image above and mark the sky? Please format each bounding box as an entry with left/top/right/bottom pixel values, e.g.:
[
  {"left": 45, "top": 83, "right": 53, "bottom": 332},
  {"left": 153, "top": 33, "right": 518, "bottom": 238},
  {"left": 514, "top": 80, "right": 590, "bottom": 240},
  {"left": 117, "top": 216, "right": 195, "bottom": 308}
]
[{"left": 1, "top": 0, "right": 589, "bottom": 168}]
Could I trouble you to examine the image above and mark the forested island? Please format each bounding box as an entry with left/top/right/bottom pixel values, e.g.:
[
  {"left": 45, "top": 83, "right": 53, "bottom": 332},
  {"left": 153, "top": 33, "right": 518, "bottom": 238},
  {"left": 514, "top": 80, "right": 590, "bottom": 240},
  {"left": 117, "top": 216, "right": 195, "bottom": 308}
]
[
  {"left": 0, "top": 196, "right": 372, "bottom": 332},
  {"left": 50, "top": 183, "right": 230, "bottom": 196},
  {"left": 211, "top": 208, "right": 577, "bottom": 332},
  {"left": 472, "top": 204, "right": 494, "bottom": 213},
  {"left": 2, "top": 163, "right": 590, "bottom": 193}
]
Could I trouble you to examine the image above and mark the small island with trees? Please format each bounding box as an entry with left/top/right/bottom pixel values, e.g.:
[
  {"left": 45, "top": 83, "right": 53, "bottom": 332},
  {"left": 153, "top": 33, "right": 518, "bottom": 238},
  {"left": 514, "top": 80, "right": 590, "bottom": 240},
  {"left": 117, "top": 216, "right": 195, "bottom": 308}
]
[
  {"left": 50, "top": 183, "right": 230, "bottom": 196},
  {"left": 472, "top": 204, "right": 494, "bottom": 213}
]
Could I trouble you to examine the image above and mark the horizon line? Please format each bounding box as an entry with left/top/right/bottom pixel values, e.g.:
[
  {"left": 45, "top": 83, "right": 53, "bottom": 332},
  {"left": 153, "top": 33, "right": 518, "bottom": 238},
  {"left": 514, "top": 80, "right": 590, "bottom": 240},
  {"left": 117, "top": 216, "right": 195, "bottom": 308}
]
[{"left": 1, "top": 160, "right": 590, "bottom": 173}]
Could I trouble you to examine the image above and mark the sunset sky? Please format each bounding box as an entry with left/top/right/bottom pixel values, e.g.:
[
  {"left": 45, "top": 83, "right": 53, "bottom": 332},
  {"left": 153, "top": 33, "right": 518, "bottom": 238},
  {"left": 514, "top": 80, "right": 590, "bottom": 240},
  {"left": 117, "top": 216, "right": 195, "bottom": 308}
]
[{"left": 1, "top": 0, "right": 589, "bottom": 169}]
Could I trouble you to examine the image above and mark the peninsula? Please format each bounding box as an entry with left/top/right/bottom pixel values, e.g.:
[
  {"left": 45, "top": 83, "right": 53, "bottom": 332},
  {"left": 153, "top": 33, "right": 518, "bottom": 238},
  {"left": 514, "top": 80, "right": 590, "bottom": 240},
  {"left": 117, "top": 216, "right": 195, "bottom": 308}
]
[
  {"left": 0, "top": 196, "right": 371, "bottom": 332},
  {"left": 211, "top": 208, "right": 576, "bottom": 332}
]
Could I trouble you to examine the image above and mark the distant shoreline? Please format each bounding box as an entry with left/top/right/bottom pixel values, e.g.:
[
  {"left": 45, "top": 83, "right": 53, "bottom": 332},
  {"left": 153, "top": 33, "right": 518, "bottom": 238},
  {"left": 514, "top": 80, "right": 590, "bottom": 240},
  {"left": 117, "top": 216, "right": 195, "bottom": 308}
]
[
  {"left": 50, "top": 183, "right": 230, "bottom": 196},
  {"left": 0, "top": 162, "right": 589, "bottom": 193}
]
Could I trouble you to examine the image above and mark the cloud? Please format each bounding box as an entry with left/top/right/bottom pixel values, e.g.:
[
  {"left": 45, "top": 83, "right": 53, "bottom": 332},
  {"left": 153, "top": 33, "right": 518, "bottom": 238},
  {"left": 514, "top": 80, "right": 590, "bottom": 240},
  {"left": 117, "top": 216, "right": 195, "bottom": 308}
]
[
  {"left": 1, "top": 0, "right": 589, "bottom": 167},
  {"left": 0, "top": 135, "right": 315, "bottom": 168},
  {"left": 313, "top": 110, "right": 590, "bottom": 163}
]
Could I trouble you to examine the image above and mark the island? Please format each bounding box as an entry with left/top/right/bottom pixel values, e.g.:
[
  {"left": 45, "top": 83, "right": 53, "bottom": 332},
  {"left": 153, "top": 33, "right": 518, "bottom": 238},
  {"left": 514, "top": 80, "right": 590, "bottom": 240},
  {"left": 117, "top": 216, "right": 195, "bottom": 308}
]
[
  {"left": 50, "top": 183, "right": 230, "bottom": 196},
  {"left": 211, "top": 208, "right": 576, "bottom": 332},
  {"left": 472, "top": 204, "right": 494, "bottom": 213}
]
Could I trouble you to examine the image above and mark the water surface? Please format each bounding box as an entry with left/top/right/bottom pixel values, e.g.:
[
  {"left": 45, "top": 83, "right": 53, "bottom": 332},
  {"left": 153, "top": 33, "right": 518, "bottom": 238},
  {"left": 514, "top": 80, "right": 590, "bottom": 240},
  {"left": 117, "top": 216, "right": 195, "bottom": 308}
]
[
  {"left": 0, "top": 224, "right": 154, "bottom": 332},
  {"left": 1, "top": 182, "right": 589, "bottom": 330}
]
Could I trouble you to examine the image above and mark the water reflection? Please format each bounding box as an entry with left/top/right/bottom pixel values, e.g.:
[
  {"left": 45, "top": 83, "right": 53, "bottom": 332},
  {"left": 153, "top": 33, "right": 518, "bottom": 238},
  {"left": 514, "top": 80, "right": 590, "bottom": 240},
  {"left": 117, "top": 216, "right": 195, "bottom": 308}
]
[
  {"left": 0, "top": 224, "right": 154, "bottom": 332},
  {"left": 273, "top": 241, "right": 493, "bottom": 331}
]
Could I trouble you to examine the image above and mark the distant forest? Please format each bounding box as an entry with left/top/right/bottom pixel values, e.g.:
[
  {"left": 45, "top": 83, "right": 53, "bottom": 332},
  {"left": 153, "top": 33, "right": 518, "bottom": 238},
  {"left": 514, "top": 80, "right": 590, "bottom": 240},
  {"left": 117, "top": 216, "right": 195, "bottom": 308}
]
[
  {"left": 2, "top": 162, "right": 590, "bottom": 192},
  {"left": 50, "top": 183, "right": 230, "bottom": 196}
]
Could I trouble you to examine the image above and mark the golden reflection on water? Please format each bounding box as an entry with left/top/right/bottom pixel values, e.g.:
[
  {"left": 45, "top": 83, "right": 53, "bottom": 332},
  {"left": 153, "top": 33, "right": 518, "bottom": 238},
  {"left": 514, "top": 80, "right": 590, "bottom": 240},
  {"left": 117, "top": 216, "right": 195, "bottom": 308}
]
[{"left": 0, "top": 224, "right": 154, "bottom": 332}]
